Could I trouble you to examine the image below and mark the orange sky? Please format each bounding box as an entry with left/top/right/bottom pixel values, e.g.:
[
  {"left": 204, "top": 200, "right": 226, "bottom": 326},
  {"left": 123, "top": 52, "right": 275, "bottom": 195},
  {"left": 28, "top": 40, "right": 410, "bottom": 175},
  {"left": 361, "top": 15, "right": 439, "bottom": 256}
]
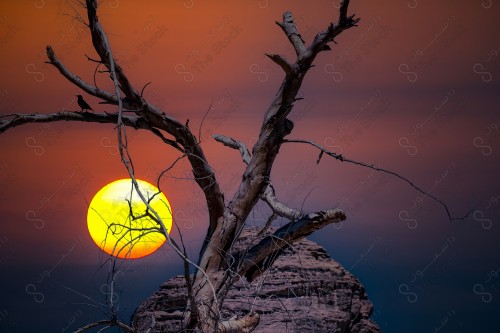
[
  {"left": 0, "top": 0, "right": 499, "bottom": 262},
  {"left": 1, "top": 1, "right": 500, "bottom": 331},
  {"left": 0, "top": 0, "right": 498, "bottom": 259}
]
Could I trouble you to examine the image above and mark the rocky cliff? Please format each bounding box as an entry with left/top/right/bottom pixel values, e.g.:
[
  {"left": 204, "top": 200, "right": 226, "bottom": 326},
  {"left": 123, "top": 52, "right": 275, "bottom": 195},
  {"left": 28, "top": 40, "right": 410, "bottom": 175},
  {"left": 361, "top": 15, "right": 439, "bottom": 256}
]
[{"left": 133, "top": 228, "right": 380, "bottom": 332}]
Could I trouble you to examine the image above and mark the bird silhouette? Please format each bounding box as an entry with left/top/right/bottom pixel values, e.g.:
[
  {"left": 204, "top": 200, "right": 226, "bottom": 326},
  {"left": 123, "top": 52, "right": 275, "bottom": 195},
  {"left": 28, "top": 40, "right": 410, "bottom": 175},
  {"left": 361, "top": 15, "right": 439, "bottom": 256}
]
[{"left": 76, "top": 95, "right": 93, "bottom": 112}]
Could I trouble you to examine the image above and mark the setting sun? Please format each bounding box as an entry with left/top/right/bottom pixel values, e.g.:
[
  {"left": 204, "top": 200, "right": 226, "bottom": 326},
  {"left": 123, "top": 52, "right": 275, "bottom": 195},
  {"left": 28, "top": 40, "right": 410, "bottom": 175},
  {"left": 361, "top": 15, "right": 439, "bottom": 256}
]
[{"left": 87, "top": 179, "right": 172, "bottom": 259}]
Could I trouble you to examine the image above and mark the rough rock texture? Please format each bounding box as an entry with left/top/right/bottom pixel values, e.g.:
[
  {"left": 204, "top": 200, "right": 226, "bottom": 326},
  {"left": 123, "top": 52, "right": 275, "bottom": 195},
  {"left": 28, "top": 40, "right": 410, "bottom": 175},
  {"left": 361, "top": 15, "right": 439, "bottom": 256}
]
[{"left": 133, "top": 228, "right": 380, "bottom": 332}]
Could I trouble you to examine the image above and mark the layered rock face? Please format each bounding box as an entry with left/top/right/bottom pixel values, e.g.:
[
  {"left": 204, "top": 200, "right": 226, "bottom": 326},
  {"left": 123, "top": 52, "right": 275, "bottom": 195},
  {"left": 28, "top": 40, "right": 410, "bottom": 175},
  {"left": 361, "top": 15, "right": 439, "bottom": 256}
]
[{"left": 133, "top": 229, "right": 380, "bottom": 332}]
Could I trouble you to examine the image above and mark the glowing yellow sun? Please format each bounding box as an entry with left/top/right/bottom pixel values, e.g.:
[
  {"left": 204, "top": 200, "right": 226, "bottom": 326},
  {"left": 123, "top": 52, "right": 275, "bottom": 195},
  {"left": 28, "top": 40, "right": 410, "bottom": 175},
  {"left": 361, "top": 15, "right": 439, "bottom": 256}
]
[{"left": 87, "top": 179, "right": 172, "bottom": 259}]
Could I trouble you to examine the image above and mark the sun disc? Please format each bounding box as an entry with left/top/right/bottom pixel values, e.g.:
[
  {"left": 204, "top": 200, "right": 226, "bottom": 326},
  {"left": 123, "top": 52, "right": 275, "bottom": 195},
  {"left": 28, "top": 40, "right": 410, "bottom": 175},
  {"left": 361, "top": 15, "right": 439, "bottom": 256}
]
[{"left": 87, "top": 179, "right": 172, "bottom": 259}]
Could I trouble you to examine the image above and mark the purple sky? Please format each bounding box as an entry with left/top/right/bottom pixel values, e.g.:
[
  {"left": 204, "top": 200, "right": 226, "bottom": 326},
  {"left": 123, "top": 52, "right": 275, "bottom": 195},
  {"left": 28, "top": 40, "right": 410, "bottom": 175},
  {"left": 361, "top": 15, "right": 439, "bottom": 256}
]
[{"left": 1, "top": 1, "right": 499, "bottom": 332}]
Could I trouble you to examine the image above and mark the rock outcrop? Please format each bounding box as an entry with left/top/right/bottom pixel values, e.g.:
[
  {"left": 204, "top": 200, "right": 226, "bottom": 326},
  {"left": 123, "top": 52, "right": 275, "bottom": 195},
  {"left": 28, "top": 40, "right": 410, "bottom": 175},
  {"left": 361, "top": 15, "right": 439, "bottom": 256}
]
[{"left": 133, "top": 228, "right": 380, "bottom": 332}]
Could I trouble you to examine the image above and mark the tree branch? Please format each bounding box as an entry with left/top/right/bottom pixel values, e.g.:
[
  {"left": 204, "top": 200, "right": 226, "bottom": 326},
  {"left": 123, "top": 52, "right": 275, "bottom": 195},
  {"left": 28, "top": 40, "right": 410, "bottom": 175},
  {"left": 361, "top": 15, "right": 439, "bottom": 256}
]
[
  {"left": 283, "top": 138, "right": 471, "bottom": 222},
  {"left": 85, "top": 0, "right": 140, "bottom": 100},
  {"left": 212, "top": 134, "right": 302, "bottom": 220},
  {"left": 0, "top": 111, "right": 183, "bottom": 152},
  {"left": 261, "top": 183, "right": 302, "bottom": 221},
  {"left": 308, "top": 0, "right": 360, "bottom": 59},
  {"left": 276, "top": 11, "right": 307, "bottom": 59},
  {"left": 264, "top": 53, "right": 294, "bottom": 76},
  {"left": 46, "top": 46, "right": 117, "bottom": 104},
  {"left": 238, "top": 208, "right": 346, "bottom": 282},
  {"left": 213, "top": 134, "right": 251, "bottom": 165},
  {"left": 0, "top": 111, "right": 143, "bottom": 133}
]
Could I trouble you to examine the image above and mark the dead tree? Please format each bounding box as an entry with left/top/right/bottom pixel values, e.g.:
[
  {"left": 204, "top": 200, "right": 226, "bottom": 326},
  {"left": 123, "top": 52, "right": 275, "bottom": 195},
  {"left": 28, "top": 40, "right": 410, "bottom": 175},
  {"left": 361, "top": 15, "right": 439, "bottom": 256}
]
[
  {"left": 0, "top": 1, "right": 461, "bottom": 332},
  {"left": 183, "top": 3, "right": 358, "bottom": 330}
]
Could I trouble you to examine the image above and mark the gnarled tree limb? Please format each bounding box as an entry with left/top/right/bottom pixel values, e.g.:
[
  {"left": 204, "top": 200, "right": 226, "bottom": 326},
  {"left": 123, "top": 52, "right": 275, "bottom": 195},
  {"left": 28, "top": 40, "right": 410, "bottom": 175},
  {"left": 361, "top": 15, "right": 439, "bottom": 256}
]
[
  {"left": 0, "top": 111, "right": 184, "bottom": 152},
  {"left": 261, "top": 183, "right": 302, "bottom": 221},
  {"left": 265, "top": 53, "right": 294, "bottom": 76},
  {"left": 276, "top": 11, "right": 307, "bottom": 59},
  {"left": 238, "top": 208, "right": 346, "bottom": 282},
  {"left": 46, "top": 46, "right": 118, "bottom": 104},
  {"left": 85, "top": 0, "right": 140, "bottom": 101},
  {"left": 213, "top": 134, "right": 251, "bottom": 165},
  {"left": 0, "top": 111, "right": 138, "bottom": 132}
]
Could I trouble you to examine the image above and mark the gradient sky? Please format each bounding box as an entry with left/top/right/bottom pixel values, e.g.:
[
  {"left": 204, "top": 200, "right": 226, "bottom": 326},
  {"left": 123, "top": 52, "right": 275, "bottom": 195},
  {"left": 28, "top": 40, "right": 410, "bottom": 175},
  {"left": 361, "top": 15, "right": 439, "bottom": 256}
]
[{"left": 1, "top": 1, "right": 499, "bottom": 332}]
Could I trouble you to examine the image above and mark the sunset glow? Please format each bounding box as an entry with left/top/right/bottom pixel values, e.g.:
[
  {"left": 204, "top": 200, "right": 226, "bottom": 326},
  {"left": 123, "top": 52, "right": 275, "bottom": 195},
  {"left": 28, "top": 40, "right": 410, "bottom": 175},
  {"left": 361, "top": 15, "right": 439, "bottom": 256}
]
[{"left": 87, "top": 179, "right": 171, "bottom": 259}]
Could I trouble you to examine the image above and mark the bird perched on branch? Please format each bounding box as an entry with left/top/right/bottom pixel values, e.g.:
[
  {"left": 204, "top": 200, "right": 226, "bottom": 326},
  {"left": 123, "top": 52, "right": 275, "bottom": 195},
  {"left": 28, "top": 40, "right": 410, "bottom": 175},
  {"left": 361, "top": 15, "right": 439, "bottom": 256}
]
[{"left": 76, "top": 95, "right": 93, "bottom": 112}]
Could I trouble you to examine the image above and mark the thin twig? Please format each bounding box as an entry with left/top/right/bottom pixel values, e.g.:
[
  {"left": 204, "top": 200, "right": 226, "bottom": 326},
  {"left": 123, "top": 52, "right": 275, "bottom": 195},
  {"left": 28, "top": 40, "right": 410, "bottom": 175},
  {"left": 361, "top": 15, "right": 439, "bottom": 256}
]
[
  {"left": 198, "top": 101, "right": 214, "bottom": 143},
  {"left": 140, "top": 82, "right": 152, "bottom": 98},
  {"left": 284, "top": 138, "right": 471, "bottom": 222}
]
